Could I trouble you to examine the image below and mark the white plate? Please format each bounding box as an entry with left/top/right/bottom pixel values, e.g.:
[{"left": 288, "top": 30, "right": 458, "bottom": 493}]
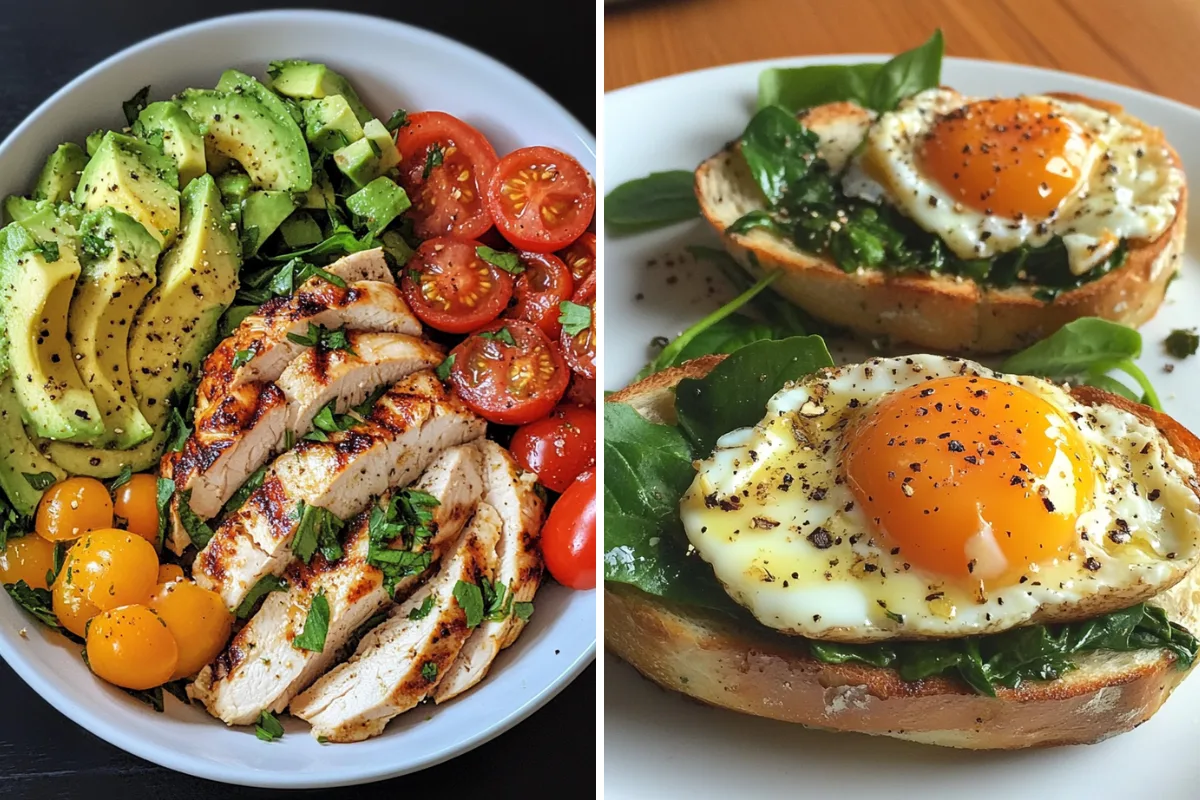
[
  {"left": 0, "top": 10, "right": 595, "bottom": 788},
  {"left": 603, "top": 56, "right": 1200, "bottom": 799}
]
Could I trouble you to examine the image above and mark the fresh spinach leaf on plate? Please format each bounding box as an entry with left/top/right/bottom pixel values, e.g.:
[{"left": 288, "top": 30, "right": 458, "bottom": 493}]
[
  {"left": 605, "top": 171, "right": 701, "bottom": 233},
  {"left": 757, "top": 29, "right": 943, "bottom": 113},
  {"left": 999, "top": 317, "right": 1161, "bottom": 410}
]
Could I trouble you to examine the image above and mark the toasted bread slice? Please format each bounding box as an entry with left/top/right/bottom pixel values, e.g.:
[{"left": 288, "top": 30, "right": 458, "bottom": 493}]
[
  {"left": 695, "top": 95, "right": 1188, "bottom": 354},
  {"left": 605, "top": 356, "right": 1200, "bottom": 749}
]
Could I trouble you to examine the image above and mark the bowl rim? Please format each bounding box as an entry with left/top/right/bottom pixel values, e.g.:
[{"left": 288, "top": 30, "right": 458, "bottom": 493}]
[{"left": 0, "top": 8, "right": 596, "bottom": 787}]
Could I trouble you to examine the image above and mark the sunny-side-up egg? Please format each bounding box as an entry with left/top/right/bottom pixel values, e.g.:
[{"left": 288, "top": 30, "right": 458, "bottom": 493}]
[
  {"left": 679, "top": 355, "right": 1200, "bottom": 642},
  {"left": 839, "top": 88, "right": 1184, "bottom": 275}
]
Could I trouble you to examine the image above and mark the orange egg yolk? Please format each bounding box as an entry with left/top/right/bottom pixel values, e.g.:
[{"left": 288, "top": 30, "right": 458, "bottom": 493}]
[
  {"left": 844, "top": 376, "right": 1094, "bottom": 584},
  {"left": 918, "top": 97, "right": 1090, "bottom": 220}
]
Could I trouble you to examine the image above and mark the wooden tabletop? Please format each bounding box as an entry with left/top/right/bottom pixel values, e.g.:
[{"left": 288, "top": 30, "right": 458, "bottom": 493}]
[{"left": 605, "top": 0, "right": 1200, "bottom": 105}]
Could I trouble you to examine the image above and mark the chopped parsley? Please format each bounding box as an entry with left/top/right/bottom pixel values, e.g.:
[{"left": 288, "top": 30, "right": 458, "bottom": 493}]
[
  {"left": 292, "top": 589, "right": 330, "bottom": 653},
  {"left": 475, "top": 245, "right": 524, "bottom": 275},
  {"left": 478, "top": 327, "right": 517, "bottom": 347},
  {"left": 558, "top": 301, "right": 591, "bottom": 336},
  {"left": 222, "top": 466, "right": 267, "bottom": 516},
  {"left": 155, "top": 477, "right": 175, "bottom": 551},
  {"left": 1165, "top": 328, "right": 1199, "bottom": 359},
  {"left": 80, "top": 231, "right": 112, "bottom": 260},
  {"left": 255, "top": 710, "right": 285, "bottom": 742},
  {"left": 125, "top": 685, "right": 165, "bottom": 713},
  {"left": 420, "top": 661, "right": 438, "bottom": 682},
  {"left": 232, "top": 349, "right": 253, "bottom": 370},
  {"left": 235, "top": 574, "right": 288, "bottom": 619},
  {"left": 291, "top": 502, "right": 345, "bottom": 565},
  {"left": 367, "top": 490, "right": 441, "bottom": 596},
  {"left": 453, "top": 580, "right": 485, "bottom": 629},
  {"left": 122, "top": 85, "right": 150, "bottom": 126},
  {"left": 286, "top": 323, "right": 357, "bottom": 356},
  {"left": 177, "top": 489, "right": 215, "bottom": 549},
  {"left": 45, "top": 543, "right": 66, "bottom": 587},
  {"left": 422, "top": 143, "right": 445, "bottom": 179},
  {"left": 34, "top": 240, "right": 59, "bottom": 263},
  {"left": 303, "top": 401, "right": 357, "bottom": 442},
  {"left": 5, "top": 580, "right": 61, "bottom": 630},
  {"left": 22, "top": 472, "right": 57, "bottom": 491},
  {"left": 107, "top": 465, "right": 133, "bottom": 492},
  {"left": 514, "top": 601, "right": 534, "bottom": 622},
  {"left": 384, "top": 109, "right": 410, "bottom": 132},
  {"left": 408, "top": 595, "right": 435, "bottom": 620},
  {"left": 352, "top": 384, "right": 389, "bottom": 418},
  {"left": 435, "top": 354, "right": 455, "bottom": 381}
]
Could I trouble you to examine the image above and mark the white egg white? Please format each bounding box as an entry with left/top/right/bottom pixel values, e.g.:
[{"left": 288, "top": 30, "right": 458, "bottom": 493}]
[
  {"left": 838, "top": 89, "right": 1184, "bottom": 275},
  {"left": 679, "top": 355, "right": 1200, "bottom": 642}
]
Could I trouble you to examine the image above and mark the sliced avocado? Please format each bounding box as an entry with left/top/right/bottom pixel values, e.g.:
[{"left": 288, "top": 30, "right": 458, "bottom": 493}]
[
  {"left": 280, "top": 211, "right": 322, "bottom": 248},
  {"left": 216, "top": 171, "right": 253, "bottom": 227},
  {"left": 302, "top": 96, "right": 365, "bottom": 153},
  {"left": 85, "top": 130, "right": 104, "bottom": 157},
  {"left": 69, "top": 208, "right": 162, "bottom": 449},
  {"left": 75, "top": 132, "right": 180, "bottom": 247},
  {"left": 4, "top": 196, "right": 46, "bottom": 225},
  {"left": 241, "top": 190, "right": 299, "bottom": 257},
  {"left": 0, "top": 213, "right": 103, "bottom": 442},
  {"left": 333, "top": 118, "right": 400, "bottom": 188},
  {"left": 178, "top": 88, "right": 312, "bottom": 193},
  {"left": 134, "top": 101, "right": 206, "bottom": 188},
  {"left": 0, "top": 377, "right": 65, "bottom": 516},
  {"left": 215, "top": 69, "right": 304, "bottom": 127},
  {"left": 33, "top": 143, "right": 88, "bottom": 203},
  {"left": 46, "top": 174, "right": 240, "bottom": 477},
  {"left": 299, "top": 167, "right": 336, "bottom": 210},
  {"left": 345, "top": 176, "right": 410, "bottom": 236},
  {"left": 267, "top": 60, "right": 373, "bottom": 123}
]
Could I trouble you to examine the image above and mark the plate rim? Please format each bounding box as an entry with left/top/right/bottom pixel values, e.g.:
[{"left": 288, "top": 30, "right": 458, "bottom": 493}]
[{"left": 0, "top": 8, "right": 595, "bottom": 788}]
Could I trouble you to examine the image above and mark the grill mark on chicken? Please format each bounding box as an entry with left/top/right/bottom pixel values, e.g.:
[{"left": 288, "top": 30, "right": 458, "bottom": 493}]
[{"left": 247, "top": 476, "right": 295, "bottom": 539}]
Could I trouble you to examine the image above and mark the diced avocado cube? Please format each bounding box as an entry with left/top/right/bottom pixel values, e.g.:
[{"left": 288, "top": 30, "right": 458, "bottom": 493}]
[
  {"left": 4, "top": 196, "right": 50, "bottom": 225},
  {"left": 280, "top": 211, "right": 323, "bottom": 248},
  {"left": 267, "top": 60, "right": 373, "bottom": 123},
  {"left": 33, "top": 143, "right": 88, "bottom": 203},
  {"left": 134, "top": 101, "right": 206, "bottom": 187},
  {"left": 346, "top": 177, "right": 410, "bottom": 236},
  {"left": 85, "top": 130, "right": 104, "bottom": 157},
  {"left": 216, "top": 171, "right": 253, "bottom": 206},
  {"left": 302, "top": 96, "right": 365, "bottom": 153},
  {"left": 363, "top": 119, "right": 400, "bottom": 173},
  {"left": 241, "top": 190, "right": 299, "bottom": 257},
  {"left": 333, "top": 119, "right": 400, "bottom": 188}
]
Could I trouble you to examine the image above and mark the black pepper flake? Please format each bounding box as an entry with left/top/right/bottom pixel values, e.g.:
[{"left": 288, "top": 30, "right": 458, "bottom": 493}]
[
  {"left": 920, "top": 388, "right": 935, "bottom": 397},
  {"left": 938, "top": 432, "right": 950, "bottom": 439},
  {"left": 810, "top": 487, "right": 827, "bottom": 501},
  {"left": 909, "top": 463, "right": 921, "bottom": 473},
  {"left": 947, "top": 440, "right": 965, "bottom": 452},
  {"left": 969, "top": 407, "right": 981, "bottom": 416},
  {"left": 1010, "top": 475, "right": 1025, "bottom": 487},
  {"left": 1083, "top": 557, "right": 1101, "bottom": 571},
  {"left": 964, "top": 455, "right": 978, "bottom": 465},
  {"left": 863, "top": 563, "right": 879, "bottom": 573},
  {"left": 807, "top": 528, "right": 833, "bottom": 549},
  {"left": 752, "top": 517, "right": 779, "bottom": 529},
  {"left": 1042, "top": 497, "right": 1056, "bottom": 513},
  {"left": 967, "top": 559, "right": 977, "bottom": 574},
  {"left": 925, "top": 592, "right": 944, "bottom": 601},
  {"left": 1149, "top": 489, "right": 1161, "bottom": 501}
]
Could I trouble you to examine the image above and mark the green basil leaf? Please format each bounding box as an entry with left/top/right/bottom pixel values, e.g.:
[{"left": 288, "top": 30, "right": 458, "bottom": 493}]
[
  {"left": 292, "top": 589, "right": 330, "bottom": 652},
  {"left": 757, "top": 63, "right": 884, "bottom": 113},
  {"left": 867, "top": 29, "right": 945, "bottom": 112},
  {"left": 255, "top": 710, "right": 284, "bottom": 742},
  {"left": 235, "top": 574, "right": 288, "bottom": 619},
  {"left": 453, "top": 580, "right": 484, "bottom": 628},
  {"left": 605, "top": 171, "right": 700, "bottom": 233}
]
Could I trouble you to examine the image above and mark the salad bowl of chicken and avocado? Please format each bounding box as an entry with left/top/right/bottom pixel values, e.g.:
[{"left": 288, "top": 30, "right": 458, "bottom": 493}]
[{"left": 0, "top": 57, "right": 597, "bottom": 747}]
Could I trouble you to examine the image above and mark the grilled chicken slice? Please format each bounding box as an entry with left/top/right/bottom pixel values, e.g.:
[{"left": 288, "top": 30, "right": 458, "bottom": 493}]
[
  {"left": 195, "top": 276, "right": 419, "bottom": 414},
  {"left": 323, "top": 247, "right": 394, "bottom": 285},
  {"left": 290, "top": 503, "right": 502, "bottom": 742},
  {"left": 189, "top": 443, "right": 485, "bottom": 725},
  {"left": 434, "top": 440, "right": 545, "bottom": 702},
  {"left": 192, "top": 371, "right": 486, "bottom": 609}
]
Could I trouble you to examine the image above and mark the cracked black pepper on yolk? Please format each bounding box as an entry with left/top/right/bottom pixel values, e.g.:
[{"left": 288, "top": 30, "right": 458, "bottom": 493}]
[{"left": 842, "top": 376, "right": 1095, "bottom": 583}]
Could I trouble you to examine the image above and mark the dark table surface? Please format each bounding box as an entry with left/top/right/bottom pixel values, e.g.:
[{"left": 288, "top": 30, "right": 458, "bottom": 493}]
[{"left": 0, "top": 2, "right": 596, "bottom": 797}]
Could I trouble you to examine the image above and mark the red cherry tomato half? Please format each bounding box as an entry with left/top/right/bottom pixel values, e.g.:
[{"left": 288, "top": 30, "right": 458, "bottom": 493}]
[
  {"left": 510, "top": 405, "right": 596, "bottom": 493},
  {"left": 560, "top": 272, "right": 596, "bottom": 380},
  {"left": 557, "top": 232, "right": 596, "bottom": 283},
  {"left": 506, "top": 251, "right": 575, "bottom": 337},
  {"left": 485, "top": 146, "right": 595, "bottom": 253},
  {"left": 447, "top": 320, "right": 569, "bottom": 425},
  {"left": 541, "top": 470, "right": 596, "bottom": 590},
  {"left": 401, "top": 237, "right": 514, "bottom": 334},
  {"left": 396, "top": 111, "right": 499, "bottom": 240}
]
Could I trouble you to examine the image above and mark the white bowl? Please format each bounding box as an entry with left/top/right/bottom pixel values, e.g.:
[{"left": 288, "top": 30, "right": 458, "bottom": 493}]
[{"left": 0, "top": 9, "right": 595, "bottom": 788}]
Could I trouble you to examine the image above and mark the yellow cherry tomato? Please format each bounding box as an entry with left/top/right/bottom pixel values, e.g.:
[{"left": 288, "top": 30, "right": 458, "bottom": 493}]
[
  {"left": 148, "top": 579, "right": 233, "bottom": 680},
  {"left": 156, "top": 564, "right": 185, "bottom": 584},
  {"left": 68, "top": 529, "right": 159, "bottom": 612},
  {"left": 36, "top": 477, "right": 113, "bottom": 542},
  {"left": 112, "top": 474, "right": 161, "bottom": 544},
  {"left": 86, "top": 605, "right": 178, "bottom": 690},
  {"left": 52, "top": 559, "right": 102, "bottom": 639},
  {"left": 0, "top": 535, "right": 57, "bottom": 590}
]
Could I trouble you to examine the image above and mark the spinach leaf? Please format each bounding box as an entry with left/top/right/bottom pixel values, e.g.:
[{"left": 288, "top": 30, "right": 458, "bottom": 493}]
[
  {"left": 739, "top": 106, "right": 822, "bottom": 205},
  {"left": 641, "top": 316, "right": 776, "bottom": 381},
  {"left": 999, "top": 317, "right": 1161, "bottom": 410},
  {"left": 605, "top": 171, "right": 700, "bottom": 233},
  {"left": 757, "top": 29, "right": 943, "bottom": 113},
  {"left": 675, "top": 336, "right": 833, "bottom": 455},
  {"left": 867, "top": 29, "right": 945, "bottom": 112}
]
